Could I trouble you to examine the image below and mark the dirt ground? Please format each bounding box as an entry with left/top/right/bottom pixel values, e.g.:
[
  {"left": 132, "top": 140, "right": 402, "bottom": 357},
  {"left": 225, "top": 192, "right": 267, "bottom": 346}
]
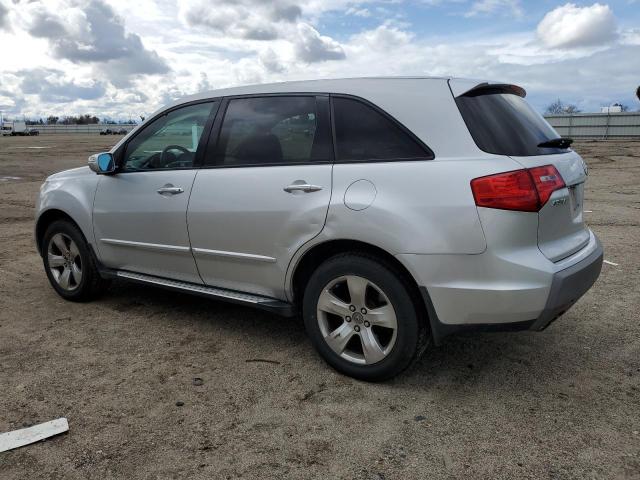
[{"left": 0, "top": 134, "right": 638, "bottom": 479}]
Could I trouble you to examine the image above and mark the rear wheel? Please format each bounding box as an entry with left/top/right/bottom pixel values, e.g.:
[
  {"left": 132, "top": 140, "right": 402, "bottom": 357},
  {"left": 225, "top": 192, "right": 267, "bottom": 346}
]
[
  {"left": 303, "top": 253, "right": 428, "bottom": 381},
  {"left": 42, "top": 220, "right": 110, "bottom": 301}
]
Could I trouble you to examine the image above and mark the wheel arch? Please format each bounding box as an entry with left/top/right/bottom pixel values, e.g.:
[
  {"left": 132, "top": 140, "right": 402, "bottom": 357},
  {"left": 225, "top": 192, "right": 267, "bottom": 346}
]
[
  {"left": 289, "top": 239, "right": 427, "bottom": 318},
  {"left": 36, "top": 209, "right": 86, "bottom": 256}
]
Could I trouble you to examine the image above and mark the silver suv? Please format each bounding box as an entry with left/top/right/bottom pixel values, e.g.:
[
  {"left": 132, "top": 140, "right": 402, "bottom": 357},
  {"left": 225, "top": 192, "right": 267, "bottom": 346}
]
[{"left": 35, "top": 78, "right": 603, "bottom": 381}]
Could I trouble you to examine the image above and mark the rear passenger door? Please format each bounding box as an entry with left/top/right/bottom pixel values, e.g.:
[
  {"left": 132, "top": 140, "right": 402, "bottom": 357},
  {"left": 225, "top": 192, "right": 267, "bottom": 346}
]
[{"left": 187, "top": 95, "right": 333, "bottom": 298}]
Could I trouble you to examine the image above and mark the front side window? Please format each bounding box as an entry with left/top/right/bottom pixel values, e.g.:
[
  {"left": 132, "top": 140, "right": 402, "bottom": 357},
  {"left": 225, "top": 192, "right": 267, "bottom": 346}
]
[
  {"left": 122, "top": 102, "right": 216, "bottom": 171},
  {"left": 332, "top": 97, "right": 432, "bottom": 162},
  {"left": 215, "top": 96, "right": 330, "bottom": 166}
]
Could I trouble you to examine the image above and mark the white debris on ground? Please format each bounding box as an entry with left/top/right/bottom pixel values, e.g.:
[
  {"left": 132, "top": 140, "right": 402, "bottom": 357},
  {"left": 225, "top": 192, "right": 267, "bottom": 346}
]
[{"left": 0, "top": 418, "right": 69, "bottom": 453}]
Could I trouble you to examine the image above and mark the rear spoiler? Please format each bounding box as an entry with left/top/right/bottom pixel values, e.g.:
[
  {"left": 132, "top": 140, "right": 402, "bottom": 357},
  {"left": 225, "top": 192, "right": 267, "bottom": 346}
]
[{"left": 448, "top": 79, "right": 526, "bottom": 98}]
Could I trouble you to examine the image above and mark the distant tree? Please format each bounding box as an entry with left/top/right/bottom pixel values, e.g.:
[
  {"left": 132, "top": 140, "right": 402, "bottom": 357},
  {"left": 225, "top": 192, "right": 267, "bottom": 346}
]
[
  {"left": 76, "top": 114, "right": 100, "bottom": 124},
  {"left": 545, "top": 99, "right": 581, "bottom": 115},
  {"left": 545, "top": 99, "right": 563, "bottom": 114},
  {"left": 140, "top": 115, "right": 145, "bottom": 122},
  {"left": 46, "top": 115, "right": 59, "bottom": 124}
]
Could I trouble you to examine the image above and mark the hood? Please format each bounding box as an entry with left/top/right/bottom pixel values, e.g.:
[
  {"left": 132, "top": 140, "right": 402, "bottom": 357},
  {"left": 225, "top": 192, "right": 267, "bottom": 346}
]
[{"left": 46, "top": 166, "right": 94, "bottom": 182}]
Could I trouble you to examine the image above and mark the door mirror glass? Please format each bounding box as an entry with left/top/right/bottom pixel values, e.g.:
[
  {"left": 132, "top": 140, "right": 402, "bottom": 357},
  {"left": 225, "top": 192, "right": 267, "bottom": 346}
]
[{"left": 88, "top": 152, "right": 115, "bottom": 174}]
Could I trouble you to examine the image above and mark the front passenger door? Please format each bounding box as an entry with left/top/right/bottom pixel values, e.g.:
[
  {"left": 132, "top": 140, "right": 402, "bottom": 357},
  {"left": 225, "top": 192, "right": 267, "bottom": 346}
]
[{"left": 93, "top": 101, "right": 217, "bottom": 283}]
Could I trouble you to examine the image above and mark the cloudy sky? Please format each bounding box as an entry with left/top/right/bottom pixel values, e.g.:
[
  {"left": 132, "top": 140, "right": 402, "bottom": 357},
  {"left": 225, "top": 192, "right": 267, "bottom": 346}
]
[{"left": 0, "top": 0, "right": 638, "bottom": 120}]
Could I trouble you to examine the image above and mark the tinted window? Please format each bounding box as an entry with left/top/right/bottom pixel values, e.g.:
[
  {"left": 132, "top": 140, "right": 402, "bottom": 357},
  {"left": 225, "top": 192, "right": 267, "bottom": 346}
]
[
  {"left": 123, "top": 102, "right": 215, "bottom": 171},
  {"left": 455, "top": 90, "right": 567, "bottom": 156},
  {"left": 332, "top": 97, "right": 431, "bottom": 161},
  {"left": 215, "top": 96, "right": 331, "bottom": 166}
]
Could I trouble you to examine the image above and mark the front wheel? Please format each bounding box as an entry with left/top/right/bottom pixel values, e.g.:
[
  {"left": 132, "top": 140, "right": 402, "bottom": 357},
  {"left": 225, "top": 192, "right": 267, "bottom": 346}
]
[
  {"left": 303, "top": 253, "right": 429, "bottom": 381},
  {"left": 42, "top": 220, "right": 110, "bottom": 301}
]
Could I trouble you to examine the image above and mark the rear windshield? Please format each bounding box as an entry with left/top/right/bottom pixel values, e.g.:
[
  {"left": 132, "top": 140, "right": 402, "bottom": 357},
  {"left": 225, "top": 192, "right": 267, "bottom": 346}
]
[{"left": 455, "top": 88, "right": 568, "bottom": 156}]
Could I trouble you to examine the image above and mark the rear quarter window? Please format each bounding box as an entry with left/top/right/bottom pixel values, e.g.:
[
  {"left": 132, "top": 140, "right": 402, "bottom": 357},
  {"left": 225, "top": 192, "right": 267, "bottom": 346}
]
[
  {"left": 332, "top": 97, "right": 433, "bottom": 162},
  {"left": 455, "top": 89, "right": 568, "bottom": 156}
]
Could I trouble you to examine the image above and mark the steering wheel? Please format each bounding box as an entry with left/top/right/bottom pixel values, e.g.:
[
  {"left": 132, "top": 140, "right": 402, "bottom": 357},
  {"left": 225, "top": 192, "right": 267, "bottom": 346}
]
[{"left": 161, "top": 145, "right": 191, "bottom": 165}]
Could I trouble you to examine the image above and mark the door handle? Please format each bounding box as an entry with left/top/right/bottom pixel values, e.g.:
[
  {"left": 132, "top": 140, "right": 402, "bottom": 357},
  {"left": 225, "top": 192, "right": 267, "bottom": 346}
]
[
  {"left": 283, "top": 183, "right": 323, "bottom": 193},
  {"left": 157, "top": 185, "right": 184, "bottom": 195}
]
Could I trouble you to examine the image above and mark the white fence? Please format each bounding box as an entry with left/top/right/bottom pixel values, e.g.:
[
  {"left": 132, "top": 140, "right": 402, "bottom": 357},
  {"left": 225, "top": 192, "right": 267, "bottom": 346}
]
[
  {"left": 31, "top": 124, "right": 137, "bottom": 135},
  {"left": 544, "top": 112, "right": 640, "bottom": 139}
]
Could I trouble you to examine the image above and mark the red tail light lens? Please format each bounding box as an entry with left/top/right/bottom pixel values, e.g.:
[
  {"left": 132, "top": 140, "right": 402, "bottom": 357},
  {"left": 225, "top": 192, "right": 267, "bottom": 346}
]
[
  {"left": 529, "top": 165, "right": 566, "bottom": 206},
  {"left": 471, "top": 165, "right": 565, "bottom": 212}
]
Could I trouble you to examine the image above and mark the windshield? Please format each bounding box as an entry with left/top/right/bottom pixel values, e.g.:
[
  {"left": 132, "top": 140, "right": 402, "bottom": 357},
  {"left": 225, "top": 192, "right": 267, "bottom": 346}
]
[{"left": 455, "top": 89, "right": 568, "bottom": 156}]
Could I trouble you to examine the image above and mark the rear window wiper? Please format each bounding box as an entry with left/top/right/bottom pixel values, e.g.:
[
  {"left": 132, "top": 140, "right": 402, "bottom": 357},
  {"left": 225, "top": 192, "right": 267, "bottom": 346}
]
[{"left": 538, "top": 137, "right": 573, "bottom": 149}]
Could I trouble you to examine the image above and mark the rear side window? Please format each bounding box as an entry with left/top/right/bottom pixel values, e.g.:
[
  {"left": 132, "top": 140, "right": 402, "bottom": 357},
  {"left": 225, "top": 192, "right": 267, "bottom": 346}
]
[
  {"left": 214, "top": 96, "right": 332, "bottom": 166},
  {"left": 455, "top": 89, "right": 567, "bottom": 156},
  {"left": 332, "top": 97, "right": 432, "bottom": 162}
]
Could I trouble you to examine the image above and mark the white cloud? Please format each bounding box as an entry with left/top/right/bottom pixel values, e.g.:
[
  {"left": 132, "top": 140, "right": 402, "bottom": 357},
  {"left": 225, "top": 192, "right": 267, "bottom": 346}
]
[
  {"left": 0, "top": 0, "right": 638, "bottom": 119},
  {"left": 349, "top": 24, "right": 414, "bottom": 52},
  {"left": 178, "top": 0, "right": 345, "bottom": 65},
  {"left": 0, "top": 0, "right": 10, "bottom": 31},
  {"left": 259, "top": 48, "right": 287, "bottom": 74},
  {"left": 179, "top": 0, "right": 301, "bottom": 40},
  {"left": 17, "top": 0, "right": 169, "bottom": 87},
  {"left": 294, "top": 23, "right": 346, "bottom": 63},
  {"left": 17, "top": 68, "right": 107, "bottom": 103},
  {"left": 465, "top": 0, "right": 524, "bottom": 18},
  {"left": 537, "top": 3, "right": 618, "bottom": 49},
  {"left": 346, "top": 7, "right": 371, "bottom": 18}
]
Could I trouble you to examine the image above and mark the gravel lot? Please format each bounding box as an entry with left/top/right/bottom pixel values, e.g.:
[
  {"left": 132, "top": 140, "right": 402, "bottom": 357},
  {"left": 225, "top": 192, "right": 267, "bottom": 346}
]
[{"left": 0, "top": 134, "right": 638, "bottom": 479}]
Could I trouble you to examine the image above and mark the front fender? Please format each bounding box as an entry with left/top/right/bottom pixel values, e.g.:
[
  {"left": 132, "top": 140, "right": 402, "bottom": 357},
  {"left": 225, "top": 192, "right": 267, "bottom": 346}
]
[{"left": 36, "top": 171, "right": 100, "bottom": 253}]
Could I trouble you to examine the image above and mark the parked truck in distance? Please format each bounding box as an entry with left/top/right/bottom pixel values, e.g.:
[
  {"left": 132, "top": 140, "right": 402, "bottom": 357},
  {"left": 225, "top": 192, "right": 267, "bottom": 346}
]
[{"left": 1, "top": 121, "right": 39, "bottom": 136}]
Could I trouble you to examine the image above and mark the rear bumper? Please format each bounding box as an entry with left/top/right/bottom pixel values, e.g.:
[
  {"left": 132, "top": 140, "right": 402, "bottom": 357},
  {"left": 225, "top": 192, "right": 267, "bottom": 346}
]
[
  {"left": 529, "top": 238, "right": 603, "bottom": 331},
  {"left": 413, "top": 235, "right": 603, "bottom": 345}
]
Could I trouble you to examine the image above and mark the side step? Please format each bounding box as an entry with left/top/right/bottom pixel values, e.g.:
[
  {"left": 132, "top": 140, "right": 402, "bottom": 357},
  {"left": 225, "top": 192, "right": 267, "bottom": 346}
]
[{"left": 115, "top": 271, "right": 296, "bottom": 317}]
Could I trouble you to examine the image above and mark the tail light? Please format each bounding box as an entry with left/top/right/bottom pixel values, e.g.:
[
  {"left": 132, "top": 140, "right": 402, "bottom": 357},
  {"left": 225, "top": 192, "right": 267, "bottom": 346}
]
[
  {"left": 528, "top": 165, "right": 566, "bottom": 206},
  {"left": 471, "top": 165, "right": 565, "bottom": 212}
]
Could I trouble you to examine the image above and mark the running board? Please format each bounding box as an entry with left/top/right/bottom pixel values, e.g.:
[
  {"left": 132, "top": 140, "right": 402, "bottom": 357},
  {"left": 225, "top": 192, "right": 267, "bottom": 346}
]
[{"left": 115, "top": 271, "right": 295, "bottom": 317}]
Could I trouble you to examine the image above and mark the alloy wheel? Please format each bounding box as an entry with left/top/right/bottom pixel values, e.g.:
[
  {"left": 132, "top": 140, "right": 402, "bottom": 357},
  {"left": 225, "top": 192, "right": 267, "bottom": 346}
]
[
  {"left": 47, "top": 233, "right": 82, "bottom": 291},
  {"left": 316, "top": 275, "right": 398, "bottom": 365}
]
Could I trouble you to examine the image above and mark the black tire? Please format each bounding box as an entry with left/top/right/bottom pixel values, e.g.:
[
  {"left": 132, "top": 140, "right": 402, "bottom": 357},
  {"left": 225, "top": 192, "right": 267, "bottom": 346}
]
[
  {"left": 42, "top": 220, "right": 110, "bottom": 302},
  {"left": 303, "top": 252, "right": 429, "bottom": 381}
]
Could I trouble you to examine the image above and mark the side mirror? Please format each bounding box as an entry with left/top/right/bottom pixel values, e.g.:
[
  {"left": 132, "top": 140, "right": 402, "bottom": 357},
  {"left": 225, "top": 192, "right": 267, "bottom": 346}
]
[{"left": 88, "top": 152, "right": 116, "bottom": 174}]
